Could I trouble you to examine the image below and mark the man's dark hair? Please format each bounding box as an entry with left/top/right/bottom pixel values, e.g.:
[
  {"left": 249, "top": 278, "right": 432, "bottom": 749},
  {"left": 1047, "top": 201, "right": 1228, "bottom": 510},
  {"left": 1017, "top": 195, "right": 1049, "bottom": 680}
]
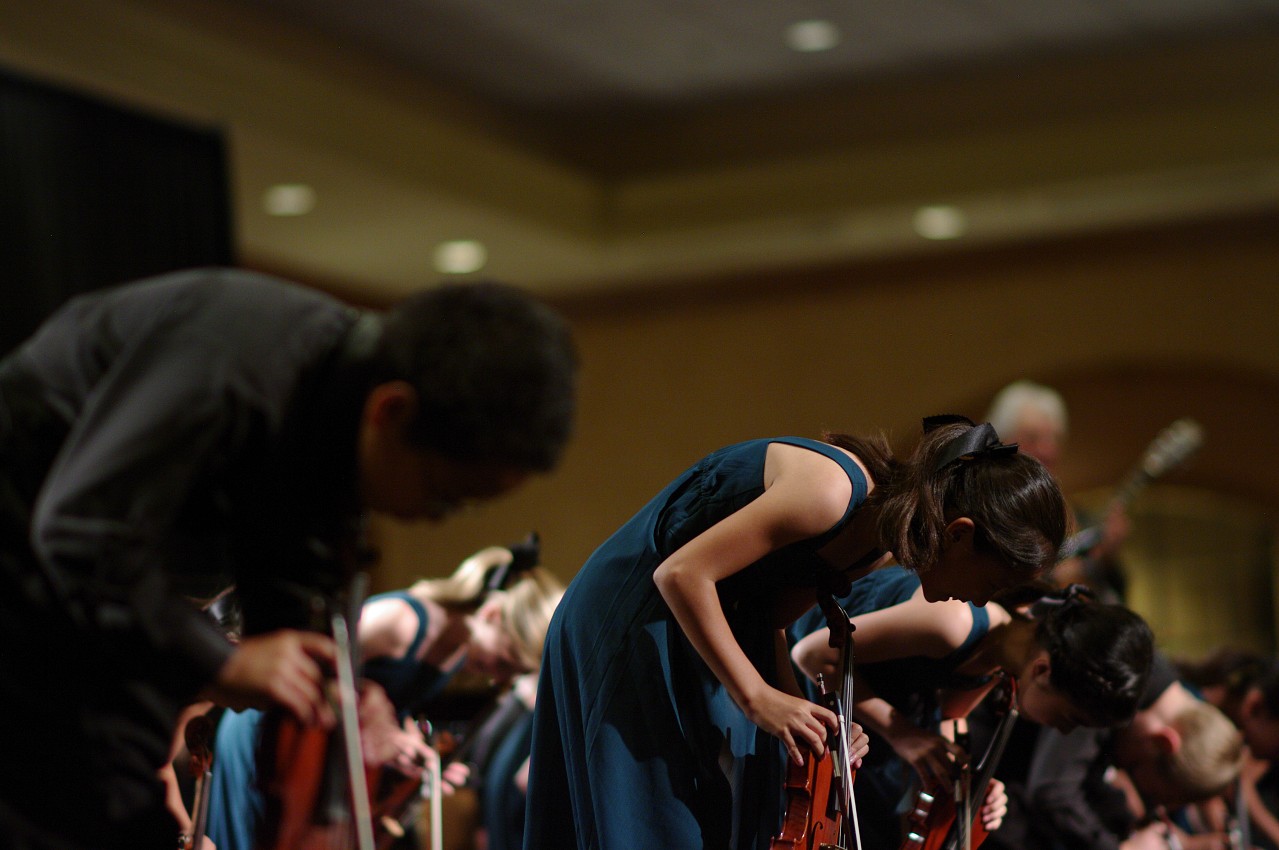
[{"left": 374, "top": 280, "right": 578, "bottom": 471}]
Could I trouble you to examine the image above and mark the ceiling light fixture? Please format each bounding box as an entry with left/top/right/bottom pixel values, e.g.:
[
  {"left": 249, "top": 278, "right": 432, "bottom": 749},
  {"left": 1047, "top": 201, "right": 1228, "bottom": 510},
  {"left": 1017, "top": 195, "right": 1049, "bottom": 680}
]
[
  {"left": 262, "top": 183, "right": 316, "bottom": 216},
  {"left": 786, "top": 20, "right": 841, "bottom": 53},
  {"left": 433, "top": 239, "right": 488, "bottom": 275},
  {"left": 912, "top": 205, "right": 968, "bottom": 240}
]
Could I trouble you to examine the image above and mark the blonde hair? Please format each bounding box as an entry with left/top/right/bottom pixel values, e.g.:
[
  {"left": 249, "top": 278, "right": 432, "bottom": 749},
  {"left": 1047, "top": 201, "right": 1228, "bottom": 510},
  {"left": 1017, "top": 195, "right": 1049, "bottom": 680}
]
[
  {"left": 409, "top": 544, "right": 565, "bottom": 671},
  {"left": 409, "top": 545, "right": 512, "bottom": 607},
  {"left": 497, "top": 570, "right": 564, "bottom": 672},
  {"left": 1162, "top": 699, "right": 1244, "bottom": 801}
]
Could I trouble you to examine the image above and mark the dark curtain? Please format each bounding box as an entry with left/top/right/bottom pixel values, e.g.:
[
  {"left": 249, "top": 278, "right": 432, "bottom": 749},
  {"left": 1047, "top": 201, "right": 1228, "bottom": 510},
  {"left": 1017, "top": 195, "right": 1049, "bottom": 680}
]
[{"left": 0, "top": 66, "right": 234, "bottom": 354}]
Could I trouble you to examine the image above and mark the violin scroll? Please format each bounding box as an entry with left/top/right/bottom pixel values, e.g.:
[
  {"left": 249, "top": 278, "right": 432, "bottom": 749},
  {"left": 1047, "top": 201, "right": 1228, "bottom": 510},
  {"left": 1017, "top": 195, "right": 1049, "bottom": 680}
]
[{"left": 772, "top": 588, "right": 863, "bottom": 850}]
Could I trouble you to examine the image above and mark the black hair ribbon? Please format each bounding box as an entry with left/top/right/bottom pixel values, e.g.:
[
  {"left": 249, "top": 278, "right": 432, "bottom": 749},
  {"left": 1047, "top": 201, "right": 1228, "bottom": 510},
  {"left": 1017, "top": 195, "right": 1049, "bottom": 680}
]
[
  {"left": 924, "top": 414, "right": 1019, "bottom": 473},
  {"left": 484, "top": 531, "right": 541, "bottom": 592}
]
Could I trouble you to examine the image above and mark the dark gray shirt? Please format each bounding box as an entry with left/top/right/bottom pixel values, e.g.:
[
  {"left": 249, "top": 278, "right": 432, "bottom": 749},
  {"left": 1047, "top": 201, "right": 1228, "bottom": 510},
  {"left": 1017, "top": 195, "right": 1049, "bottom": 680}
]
[
  {"left": 0, "top": 267, "right": 366, "bottom": 840},
  {"left": 11, "top": 266, "right": 363, "bottom": 678}
]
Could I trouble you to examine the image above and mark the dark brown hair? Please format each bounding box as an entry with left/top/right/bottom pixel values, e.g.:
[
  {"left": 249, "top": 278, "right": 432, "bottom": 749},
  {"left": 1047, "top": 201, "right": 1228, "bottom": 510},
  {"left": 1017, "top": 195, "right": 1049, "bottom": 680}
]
[
  {"left": 1022, "top": 584, "right": 1154, "bottom": 726},
  {"left": 826, "top": 420, "right": 1068, "bottom": 576}
]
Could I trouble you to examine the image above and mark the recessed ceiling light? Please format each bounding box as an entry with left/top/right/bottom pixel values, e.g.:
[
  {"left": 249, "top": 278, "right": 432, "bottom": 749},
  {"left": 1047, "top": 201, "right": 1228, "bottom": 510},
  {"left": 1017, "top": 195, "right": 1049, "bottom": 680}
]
[
  {"left": 786, "top": 20, "right": 840, "bottom": 53},
  {"left": 913, "top": 205, "right": 968, "bottom": 240},
  {"left": 433, "top": 239, "right": 487, "bottom": 275},
  {"left": 262, "top": 183, "right": 316, "bottom": 216}
]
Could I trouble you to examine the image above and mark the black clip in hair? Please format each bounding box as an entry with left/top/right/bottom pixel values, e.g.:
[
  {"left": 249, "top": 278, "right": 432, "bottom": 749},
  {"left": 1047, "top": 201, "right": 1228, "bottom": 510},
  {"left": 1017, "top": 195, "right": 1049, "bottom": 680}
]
[
  {"left": 1029, "top": 583, "right": 1095, "bottom": 618},
  {"left": 925, "top": 415, "right": 1019, "bottom": 473},
  {"left": 484, "top": 531, "right": 541, "bottom": 592}
]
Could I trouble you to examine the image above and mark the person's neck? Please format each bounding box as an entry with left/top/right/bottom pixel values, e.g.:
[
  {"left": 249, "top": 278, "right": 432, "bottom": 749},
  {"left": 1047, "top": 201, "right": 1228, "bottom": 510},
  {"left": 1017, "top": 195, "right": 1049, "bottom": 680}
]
[
  {"left": 420, "top": 599, "right": 472, "bottom": 668},
  {"left": 954, "top": 604, "right": 1035, "bottom": 678},
  {"left": 819, "top": 505, "right": 887, "bottom": 579}
]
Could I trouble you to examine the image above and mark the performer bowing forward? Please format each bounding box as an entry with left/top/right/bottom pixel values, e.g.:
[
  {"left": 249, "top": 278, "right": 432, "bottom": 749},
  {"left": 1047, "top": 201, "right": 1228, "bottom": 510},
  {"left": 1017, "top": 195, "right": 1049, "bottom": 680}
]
[
  {"left": 524, "top": 417, "right": 1069, "bottom": 850},
  {"left": 789, "top": 573, "right": 1154, "bottom": 848},
  {"left": 0, "top": 268, "right": 577, "bottom": 849}
]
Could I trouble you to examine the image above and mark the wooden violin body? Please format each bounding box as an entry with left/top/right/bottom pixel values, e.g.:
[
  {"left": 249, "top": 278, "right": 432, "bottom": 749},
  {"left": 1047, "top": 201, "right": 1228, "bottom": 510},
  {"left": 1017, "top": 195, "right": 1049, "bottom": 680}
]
[
  {"left": 259, "top": 713, "right": 353, "bottom": 850},
  {"left": 899, "top": 778, "right": 991, "bottom": 850},
  {"left": 772, "top": 724, "right": 846, "bottom": 849},
  {"left": 772, "top": 588, "right": 860, "bottom": 850},
  {"left": 183, "top": 711, "right": 215, "bottom": 850},
  {"left": 260, "top": 710, "right": 429, "bottom": 850},
  {"left": 370, "top": 768, "right": 424, "bottom": 850},
  {"left": 258, "top": 597, "right": 382, "bottom": 850},
  {"left": 898, "top": 678, "right": 1020, "bottom": 850}
]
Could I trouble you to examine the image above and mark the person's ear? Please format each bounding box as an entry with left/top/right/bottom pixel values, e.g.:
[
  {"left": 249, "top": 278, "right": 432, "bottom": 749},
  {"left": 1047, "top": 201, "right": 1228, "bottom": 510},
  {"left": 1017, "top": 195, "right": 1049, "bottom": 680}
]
[
  {"left": 478, "top": 594, "right": 506, "bottom": 624},
  {"left": 1028, "top": 650, "right": 1052, "bottom": 684},
  {"left": 1151, "top": 723, "right": 1182, "bottom": 757},
  {"left": 1242, "top": 689, "right": 1267, "bottom": 721},
  {"left": 944, "top": 517, "right": 975, "bottom": 544},
  {"left": 364, "top": 380, "right": 417, "bottom": 430}
]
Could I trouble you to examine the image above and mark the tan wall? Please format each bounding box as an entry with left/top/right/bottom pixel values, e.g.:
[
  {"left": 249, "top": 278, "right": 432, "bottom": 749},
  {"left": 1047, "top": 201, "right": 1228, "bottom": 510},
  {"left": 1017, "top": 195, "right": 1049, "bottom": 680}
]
[{"left": 369, "top": 209, "right": 1279, "bottom": 655}]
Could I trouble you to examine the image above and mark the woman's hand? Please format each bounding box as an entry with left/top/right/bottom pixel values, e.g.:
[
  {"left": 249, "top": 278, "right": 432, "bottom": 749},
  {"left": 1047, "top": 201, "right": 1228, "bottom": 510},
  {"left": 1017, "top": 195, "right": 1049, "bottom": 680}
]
[
  {"left": 354, "top": 680, "right": 407, "bottom": 768},
  {"left": 886, "top": 725, "right": 967, "bottom": 791},
  {"left": 845, "top": 721, "right": 870, "bottom": 770},
  {"left": 377, "top": 716, "right": 471, "bottom": 793},
  {"left": 745, "top": 685, "right": 838, "bottom": 766},
  {"left": 980, "top": 778, "right": 1008, "bottom": 832},
  {"left": 442, "top": 760, "right": 470, "bottom": 794},
  {"left": 1119, "top": 821, "right": 1169, "bottom": 850}
]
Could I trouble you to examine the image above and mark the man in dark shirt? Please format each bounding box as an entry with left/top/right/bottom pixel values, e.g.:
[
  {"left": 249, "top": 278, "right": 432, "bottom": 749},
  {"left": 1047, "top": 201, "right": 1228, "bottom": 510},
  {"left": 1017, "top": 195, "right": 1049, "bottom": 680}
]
[{"left": 0, "top": 267, "right": 578, "bottom": 850}]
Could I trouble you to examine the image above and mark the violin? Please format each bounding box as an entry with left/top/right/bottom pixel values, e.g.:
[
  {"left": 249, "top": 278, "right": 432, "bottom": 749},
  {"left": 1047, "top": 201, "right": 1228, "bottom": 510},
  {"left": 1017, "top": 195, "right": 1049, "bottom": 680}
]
[
  {"left": 258, "top": 580, "right": 380, "bottom": 850},
  {"left": 182, "top": 712, "right": 215, "bottom": 850},
  {"left": 364, "top": 719, "right": 438, "bottom": 850},
  {"left": 364, "top": 720, "right": 454, "bottom": 850},
  {"left": 258, "top": 579, "right": 458, "bottom": 850},
  {"left": 772, "top": 589, "right": 862, "bottom": 850},
  {"left": 900, "top": 677, "right": 1019, "bottom": 850}
]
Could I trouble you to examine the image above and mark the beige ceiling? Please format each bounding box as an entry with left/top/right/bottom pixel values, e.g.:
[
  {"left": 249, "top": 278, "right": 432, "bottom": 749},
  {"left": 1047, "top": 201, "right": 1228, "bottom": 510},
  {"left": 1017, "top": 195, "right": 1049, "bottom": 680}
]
[{"left": 1, "top": 0, "right": 1277, "bottom": 303}]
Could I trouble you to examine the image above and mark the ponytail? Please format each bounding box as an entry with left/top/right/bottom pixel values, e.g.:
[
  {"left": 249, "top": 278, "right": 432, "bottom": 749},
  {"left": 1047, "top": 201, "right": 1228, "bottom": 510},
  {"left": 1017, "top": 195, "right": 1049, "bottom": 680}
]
[
  {"left": 409, "top": 545, "right": 512, "bottom": 610},
  {"left": 871, "top": 418, "right": 1067, "bottom": 576}
]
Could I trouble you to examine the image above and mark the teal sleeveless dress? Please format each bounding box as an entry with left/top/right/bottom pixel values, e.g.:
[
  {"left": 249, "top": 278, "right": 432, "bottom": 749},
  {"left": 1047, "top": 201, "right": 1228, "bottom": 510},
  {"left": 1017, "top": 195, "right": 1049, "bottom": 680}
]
[{"left": 523, "top": 438, "right": 869, "bottom": 850}]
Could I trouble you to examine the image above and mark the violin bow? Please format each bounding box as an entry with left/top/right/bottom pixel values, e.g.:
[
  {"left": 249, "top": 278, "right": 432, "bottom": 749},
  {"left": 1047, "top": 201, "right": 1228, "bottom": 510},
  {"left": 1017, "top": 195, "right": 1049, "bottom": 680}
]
[
  {"left": 332, "top": 608, "right": 377, "bottom": 850},
  {"left": 184, "top": 712, "right": 215, "bottom": 850},
  {"left": 821, "top": 592, "right": 864, "bottom": 850},
  {"left": 949, "top": 677, "right": 1019, "bottom": 850},
  {"left": 429, "top": 740, "right": 443, "bottom": 850}
]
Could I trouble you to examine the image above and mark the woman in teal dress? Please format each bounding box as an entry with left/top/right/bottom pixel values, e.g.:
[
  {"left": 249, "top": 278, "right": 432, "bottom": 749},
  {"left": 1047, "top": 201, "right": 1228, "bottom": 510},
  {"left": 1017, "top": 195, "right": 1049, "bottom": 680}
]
[
  {"left": 205, "top": 543, "right": 563, "bottom": 850},
  {"left": 523, "top": 417, "right": 1071, "bottom": 850},
  {"left": 788, "top": 569, "right": 1153, "bottom": 847}
]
